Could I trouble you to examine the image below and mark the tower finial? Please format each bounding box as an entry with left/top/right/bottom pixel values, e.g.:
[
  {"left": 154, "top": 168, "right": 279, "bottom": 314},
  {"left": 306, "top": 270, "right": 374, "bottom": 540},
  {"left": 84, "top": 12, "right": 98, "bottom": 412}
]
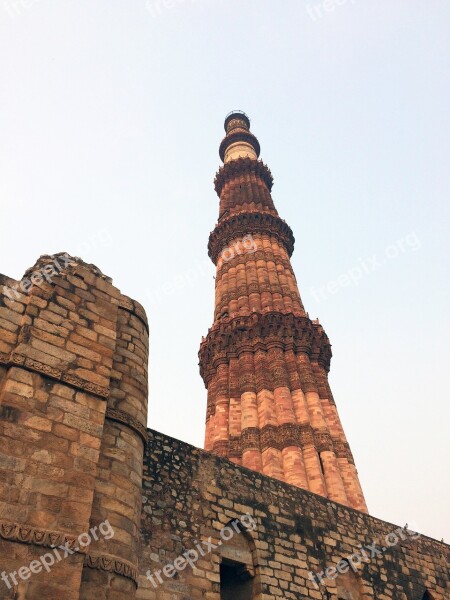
[
  {"left": 219, "top": 110, "right": 260, "bottom": 163},
  {"left": 224, "top": 110, "right": 250, "bottom": 132}
]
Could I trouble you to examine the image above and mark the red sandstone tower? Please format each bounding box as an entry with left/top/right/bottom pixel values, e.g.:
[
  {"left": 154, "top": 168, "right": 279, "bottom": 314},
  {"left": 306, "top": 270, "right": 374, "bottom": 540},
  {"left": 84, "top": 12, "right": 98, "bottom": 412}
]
[{"left": 199, "top": 111, "right": 368, "bottom": 513}]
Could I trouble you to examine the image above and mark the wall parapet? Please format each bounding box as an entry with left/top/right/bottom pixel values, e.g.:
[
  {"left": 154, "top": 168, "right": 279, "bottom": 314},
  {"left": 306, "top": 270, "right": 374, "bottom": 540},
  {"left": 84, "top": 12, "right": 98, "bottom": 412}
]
[{"left": 140, "top": 428, "right": 449, "bottom": 600}]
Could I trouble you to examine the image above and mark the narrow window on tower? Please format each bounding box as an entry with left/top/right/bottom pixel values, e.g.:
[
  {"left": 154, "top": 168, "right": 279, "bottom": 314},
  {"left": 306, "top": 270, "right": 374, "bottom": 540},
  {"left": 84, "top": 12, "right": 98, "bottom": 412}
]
[
  {"left": 422, "top": 591, "right": 435, "bottom": 600},
  {"left": 319, "top": 452, "right": 325, "bottom": 475}
]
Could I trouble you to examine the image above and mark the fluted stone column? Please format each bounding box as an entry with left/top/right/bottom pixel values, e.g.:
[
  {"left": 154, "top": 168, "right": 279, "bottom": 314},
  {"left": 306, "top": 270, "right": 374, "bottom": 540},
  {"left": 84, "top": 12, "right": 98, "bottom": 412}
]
[{"left": 199, "top": 112, "right": 368, "bottom": 513}]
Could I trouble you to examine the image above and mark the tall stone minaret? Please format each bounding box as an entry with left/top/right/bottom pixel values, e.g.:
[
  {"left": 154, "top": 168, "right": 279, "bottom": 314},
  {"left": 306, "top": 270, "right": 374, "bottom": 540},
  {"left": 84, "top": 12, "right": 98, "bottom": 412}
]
[{"left": 199, "top": 111, "right": 368, "bottom": 513}]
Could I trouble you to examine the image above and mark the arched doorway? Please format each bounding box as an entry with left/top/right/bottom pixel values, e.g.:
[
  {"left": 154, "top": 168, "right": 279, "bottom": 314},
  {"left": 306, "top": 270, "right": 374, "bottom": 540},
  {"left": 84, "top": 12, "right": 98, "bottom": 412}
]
[
  {"left": 219, "top": 519, "right": 256, "bottom": 600},
  {"left": 220, "top": 561, "right": 253, "bottom": 600}
]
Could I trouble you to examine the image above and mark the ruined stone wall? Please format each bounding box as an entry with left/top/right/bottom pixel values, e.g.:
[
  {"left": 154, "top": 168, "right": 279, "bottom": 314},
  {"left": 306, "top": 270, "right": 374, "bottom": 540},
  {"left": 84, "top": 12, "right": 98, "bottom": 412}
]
[
  {"left": 0, "top": 254, "right": 148, "bottom": 600},
  {"left": 139, "top": 429, "right": 449, "bottom": 600}
]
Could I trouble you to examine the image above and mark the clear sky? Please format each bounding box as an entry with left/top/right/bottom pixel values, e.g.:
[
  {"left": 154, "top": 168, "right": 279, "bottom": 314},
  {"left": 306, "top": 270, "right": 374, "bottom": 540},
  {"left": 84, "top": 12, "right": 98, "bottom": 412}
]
[{"left": 1, "top": 1, "right": 449, "bottom": 542}]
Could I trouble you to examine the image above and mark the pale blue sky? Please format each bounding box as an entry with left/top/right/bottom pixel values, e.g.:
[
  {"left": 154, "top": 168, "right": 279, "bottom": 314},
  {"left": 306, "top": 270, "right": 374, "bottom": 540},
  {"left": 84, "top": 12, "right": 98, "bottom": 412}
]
[{"left": 1, "top": 1, "right": 449, "bottom": 541}]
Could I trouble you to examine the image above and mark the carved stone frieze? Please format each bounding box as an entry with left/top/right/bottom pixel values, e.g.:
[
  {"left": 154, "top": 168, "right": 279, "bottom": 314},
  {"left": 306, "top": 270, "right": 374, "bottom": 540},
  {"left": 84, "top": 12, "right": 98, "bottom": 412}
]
[
  {"left": 0, "top": 519, "right": 79, "bottom": 550},
  {"left": 83, "top": 552, "right": 139, "bottom": 585},
  {"left": 208, "top": 212, "right": 295, "bottom": 264},
  {"left": 214, "top": 157, "right": 274, "bottom": 196},
  {"left": 199, "top": 312, "right": 331, "bottom": 385},
  {"left": 298, "top": 424, "right": 315, "bottom": 446},
  {"left": 314, "top": 430, "right": 333, "bottom": 453},
  {"left": 212, "top": 423, "right": 348, "bottom": 458},
  {"left": 228, "top": 437, "right": 242, "bottom": 458},
  {"left": 333, "top": 439, "right": 348, "bottom": 459},
  {"left": 211, "top": 440, "right": 228, "bottom": 456},
  {"left": 0, "top": 352, "right": 110, "bottom": 398},
  {"left": 240, "top": 427, "right": 260, "bottom": 451},
  {"left": 277, "top": 422, "right": 301, "bottom": 449},
  {"left": 62, "top": 372, "right": 109, "bottom": 398},
  {"left": 0, "top": 519, "right": 139, "bottom": 585}
]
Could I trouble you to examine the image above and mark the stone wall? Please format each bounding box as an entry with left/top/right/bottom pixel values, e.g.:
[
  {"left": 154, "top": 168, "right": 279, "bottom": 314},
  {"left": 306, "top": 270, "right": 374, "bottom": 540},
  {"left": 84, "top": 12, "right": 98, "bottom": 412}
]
[
  {"left": 0, "top": 254, "right": 447, "bottom": 600},
  {"left": 139, "top": 429, "right": 449, "bottom": 600},
  {"left": 0, "top": 254, "right": 148, "bottom": 599}
]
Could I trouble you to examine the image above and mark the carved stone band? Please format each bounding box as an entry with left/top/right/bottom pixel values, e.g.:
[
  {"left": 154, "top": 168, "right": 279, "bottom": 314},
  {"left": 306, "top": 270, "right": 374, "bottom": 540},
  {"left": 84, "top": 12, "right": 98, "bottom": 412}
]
[
  {"left": 214, "top": 157, "right": 273, "bottom": 196},
  {"left": 0, "top": 352, "right": 110, "bottom": 398},
  {"left": 208, "top": 212, "right": 295, "bottom": 264},
  {"left": 213, "top": 427, "right": 354, "bottom": 464},
  {"left": 0, "top": 519, "right": 139, "bottom": 585},
  {"left": 199, "top": 312, "right": 332, "bottom": 384},
  {"left": 83, "top": 552, "right": 138, "bottom": 585},
  {"left": 105, "top": 407, "right": 148, "bottom": 445},
  {"left": 0, "top": 519, "right": 79, "bottom": 550}
]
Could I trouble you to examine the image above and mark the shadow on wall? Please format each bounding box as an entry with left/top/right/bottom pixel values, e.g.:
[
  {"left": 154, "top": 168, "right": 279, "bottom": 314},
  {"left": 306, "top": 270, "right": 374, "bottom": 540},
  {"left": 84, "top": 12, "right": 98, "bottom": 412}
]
[{"left": 335, "top": 569, "right": 364, "bottom": 599}]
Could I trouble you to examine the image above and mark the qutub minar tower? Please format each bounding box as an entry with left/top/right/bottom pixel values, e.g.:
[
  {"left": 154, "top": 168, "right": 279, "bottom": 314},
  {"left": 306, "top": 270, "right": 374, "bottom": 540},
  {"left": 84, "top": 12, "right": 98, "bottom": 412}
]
[
  {"left": 0, "top": 111, "right": 446, "bottom": 599},
  {"left": 199, "top": 111, "right": 367, "bottom": 513}
]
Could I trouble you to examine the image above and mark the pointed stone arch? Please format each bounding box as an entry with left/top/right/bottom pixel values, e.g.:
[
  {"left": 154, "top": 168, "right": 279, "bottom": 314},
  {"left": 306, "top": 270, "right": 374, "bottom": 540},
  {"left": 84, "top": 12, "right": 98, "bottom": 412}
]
[{"left": 422, "top": 591, "right": 435, "bottom": 600}]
